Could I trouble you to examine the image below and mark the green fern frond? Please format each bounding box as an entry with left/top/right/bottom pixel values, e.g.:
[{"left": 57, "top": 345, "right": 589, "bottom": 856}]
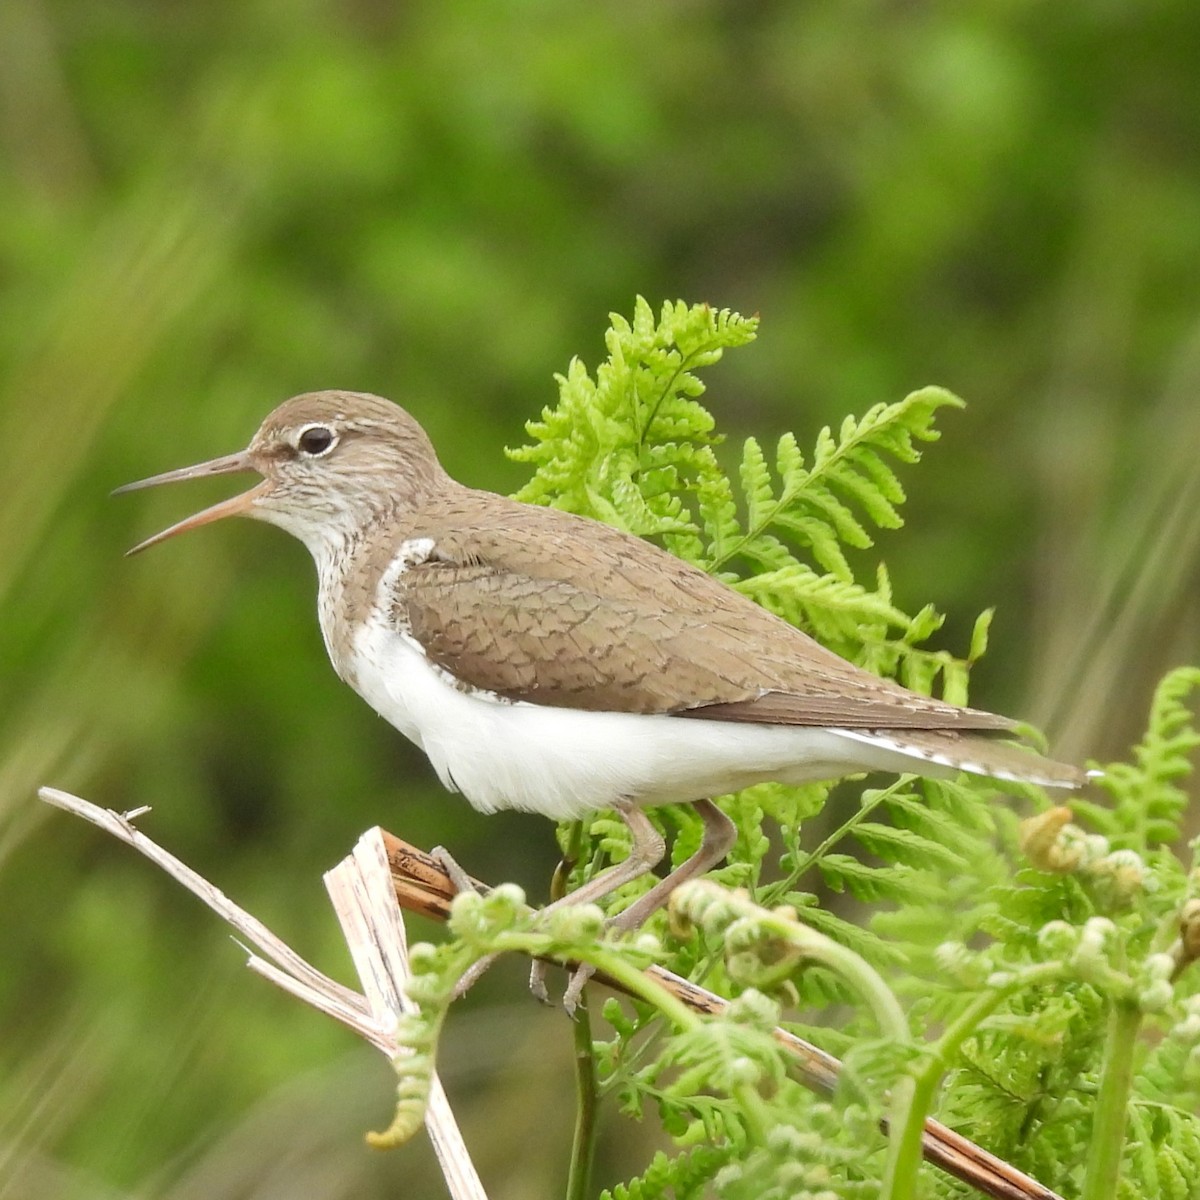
[
  {"left": 1121, "top": 1103, "right": 1200, "bottom": 1200},
  {"left": 1084, "top": 665, "right": 1200, "bottom": 851},
  {"left": 818, "top": 853, "right": 943, "bottom": 908},
  {"left": 508, "top": 296, "right": 753, "bottom": 537},
  {"left": 794, "top": 896, "right": 909, "bottom": 968},
  {"left": 662, "top": 1024, "right": 788, "bottom": 1102},
  {"left": 501, "top": 301, "right": 1200, "bottom": 1199},
  {"left": 884, "top": 791, "right": 993, "bottom": 858},
  {"left": 1137, "top": 1009, "right": 1200, "bottom": 1114},
  {"left": 510, "top": 298, "right": 977, "bottom": 697},
  {"left": 707, "top": 388, "right": 963, "bottom": 577},
  {"left": 710, "top": 1097, "right": 885, "bottom": 1199},
  {"left": 919, "top": 775, "right": 1001, "bottom": 836},
  {"left": 599, "top": 1145, "right": 736, "bottom": 1200},
  {"left": 980, "top": 871, "right": 1096, "bottom": 948},
  {"left": 734, "top": 780, "right": 833, "bottom": 831},
  {"left": 851, "top": 822, "right": 969, "bottom": 874}
]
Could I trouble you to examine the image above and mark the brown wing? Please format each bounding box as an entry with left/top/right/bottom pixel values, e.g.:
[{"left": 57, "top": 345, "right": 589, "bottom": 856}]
[{"left": 386, "top": 492, "right": 1014, "bottom": 733}]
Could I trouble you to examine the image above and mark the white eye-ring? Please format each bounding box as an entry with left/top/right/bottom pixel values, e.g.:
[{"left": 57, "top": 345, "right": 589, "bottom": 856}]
[{"left": 296, "top": 423, "right": 338, "bottom": 457}]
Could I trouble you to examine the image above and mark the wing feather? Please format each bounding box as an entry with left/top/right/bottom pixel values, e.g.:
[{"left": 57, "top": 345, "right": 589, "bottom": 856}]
[{"left": 386, "top": 496, "right": 1013, "bottom": 732}]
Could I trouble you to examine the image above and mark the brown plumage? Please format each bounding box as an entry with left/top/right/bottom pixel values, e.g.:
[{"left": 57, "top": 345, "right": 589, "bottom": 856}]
[{"left": 390, "top": 496, "right": 1013, "bottom": 728}]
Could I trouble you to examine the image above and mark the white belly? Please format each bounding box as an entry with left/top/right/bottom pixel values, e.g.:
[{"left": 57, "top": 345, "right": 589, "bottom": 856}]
[{"left": 344, "top": 610, "right": 943, "bottom": 821}]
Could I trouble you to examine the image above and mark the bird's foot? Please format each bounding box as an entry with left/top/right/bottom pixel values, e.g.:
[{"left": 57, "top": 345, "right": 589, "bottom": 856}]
[
  {"left": 528, "top": 957, "right": 597, "bottom": 1015},
  {"left": 430, "top": 848, "right": 497, "bottom": 1001},
  {"left": 528, "top": 959, "right": 552, "bottom": 1005},
  {"left": 528, "top": 955, "right": 594, "bottom": 1014},
  {"left": 528, "top": 940, "right": 605, "bottom": 1014},
  {"left": 561, "top": 963, "right": 595, "bottom": 1016}
]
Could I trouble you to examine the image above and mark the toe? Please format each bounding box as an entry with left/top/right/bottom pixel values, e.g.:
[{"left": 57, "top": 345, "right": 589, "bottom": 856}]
[
  {"left": 562, "top": 964, "right": 596, "bottom": 1016},
  {"left": 529, "top": 960, "right": 553, "bottom": 1005},
  {"left": 451, "top": 952, "right": 498, "bottom": 1000}
]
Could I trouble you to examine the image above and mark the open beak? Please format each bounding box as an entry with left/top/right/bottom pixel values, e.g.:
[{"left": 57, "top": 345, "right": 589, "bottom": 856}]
[{"left": 114, "top": 450, "right": 265, "bottom": 556}]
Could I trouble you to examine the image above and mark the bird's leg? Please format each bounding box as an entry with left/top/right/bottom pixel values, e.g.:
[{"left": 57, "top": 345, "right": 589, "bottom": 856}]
[
  {"left": 431, "top": 846, "right": 505, "bottom": 1001},
  {"left": 430, "top": 845, "right": 488, "bottom": 897},
  {"left": 559, "top": 798, "right": 736, "bottom": 1012},
  {"left": 529, "top": 803, "right": 666, "bottom": 1006},
  {"left": 537, "top": 804, "right": 667, "bottom": 913},
  {"left": 606, "top": 799, "right": 737, "bottom": 933},
  {"left": 448, "top": 808, "right": 666, "bottom": 1005}
]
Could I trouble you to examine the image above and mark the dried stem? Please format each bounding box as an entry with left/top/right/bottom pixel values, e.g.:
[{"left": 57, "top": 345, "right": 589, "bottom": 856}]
[{"left": 37, "top": 788, "right": 488, "bottom": 1200}]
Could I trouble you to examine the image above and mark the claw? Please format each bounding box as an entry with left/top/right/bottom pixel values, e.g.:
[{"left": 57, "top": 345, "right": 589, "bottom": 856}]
[
  {"left": 528, "top": 959, "right": 553, "bottom": 1005},
  {"left": 562, "top": 963, "right": 595, "bottom": 1016}
]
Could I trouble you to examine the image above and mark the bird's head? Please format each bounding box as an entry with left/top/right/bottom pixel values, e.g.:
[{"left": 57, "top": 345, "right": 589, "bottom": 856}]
[{"left": 116, "top": 391, "right": 449, "bottom": 557}]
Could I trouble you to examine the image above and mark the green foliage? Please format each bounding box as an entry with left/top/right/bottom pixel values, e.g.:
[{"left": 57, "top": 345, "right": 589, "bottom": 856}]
[
  {"left": 379, "top": 301, "right": 1200, "bottom": 1200},
  {"left": 598, "top": 1145, "right": 736, "bottom": 1200},
  {"left": 509, "top": 297, "right": 752, "bottom": 537},
  {"left": 511, "top": 298, "right": 974, "bottom": 698},
  {"left": 1075, "top": 666, "right": 1200, "bottom": 852}
]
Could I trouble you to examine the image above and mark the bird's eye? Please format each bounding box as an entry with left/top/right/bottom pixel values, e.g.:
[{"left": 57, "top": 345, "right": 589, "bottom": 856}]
[{"left": 297, "top": 425, "right": 336, "bottom": 456}]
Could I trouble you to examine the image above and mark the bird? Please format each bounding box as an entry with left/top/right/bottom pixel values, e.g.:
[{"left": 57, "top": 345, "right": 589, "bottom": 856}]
[{"left": 117, "top": 390, "right": 1086, "bottom": 1005}]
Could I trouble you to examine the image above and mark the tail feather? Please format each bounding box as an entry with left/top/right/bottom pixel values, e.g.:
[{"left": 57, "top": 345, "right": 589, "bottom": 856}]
[{"left": 832, "top": 727, "right": 1087, "bottom": 790}]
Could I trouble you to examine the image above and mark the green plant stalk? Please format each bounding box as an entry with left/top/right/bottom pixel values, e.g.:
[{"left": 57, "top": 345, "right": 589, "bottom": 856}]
[
  {"left": 485, "top": 930, "right": 704, "bottom": 1034},
  {"left": 743, "top": 903, "right": 919, "bottom": 1198},
  {"left": 545, "top": 926, "right": 794, "bottom": 1149},
  {"left": 881, "top": 964, "right": 1067, "bottom": 1200},
  {"left": 732, "top": 1082, "right": 772, "bottom": 1145},
  {"left": 879, "top": 1073, "right": 931, "bottom": 1200},
  {"left": 1081, "top": 998, "right": 1141, "bottom": 1200},
  {"left": 786, "top": 918, "right": 916, "bottom": 1200},
  {"left": 799, "top": 779, "right": 905, "bottom": 870},
  {"left": 577, "top": 950, "right": 703, "bottom": 1031},
  {"left": 559, "top": 820, "right": 600, "bottom": 1200},
  {"left": 787, "top": 927, "right": 908, "bottom": 1043},
  {"left": 565, "top": 992, "right": 598, "bottom": 1200},
  {"left": 761, "top": 778, "right": 903, "bottom": 905}
]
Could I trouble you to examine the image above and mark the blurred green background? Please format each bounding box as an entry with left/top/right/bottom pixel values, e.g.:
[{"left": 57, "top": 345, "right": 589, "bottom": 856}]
[{"left": 2, "top": 2, "right": 1199, "bottom": 1197}]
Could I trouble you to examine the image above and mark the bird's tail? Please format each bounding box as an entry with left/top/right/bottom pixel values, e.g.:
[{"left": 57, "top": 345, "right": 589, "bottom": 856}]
[{"left": 831, "top": 726, "right": 1090, "bottom": 790}]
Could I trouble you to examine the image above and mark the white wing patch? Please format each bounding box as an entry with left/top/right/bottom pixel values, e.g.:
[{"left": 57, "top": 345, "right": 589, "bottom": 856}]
[{"left": 393, "top": 536, "right": 437, "bottom": 572}]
